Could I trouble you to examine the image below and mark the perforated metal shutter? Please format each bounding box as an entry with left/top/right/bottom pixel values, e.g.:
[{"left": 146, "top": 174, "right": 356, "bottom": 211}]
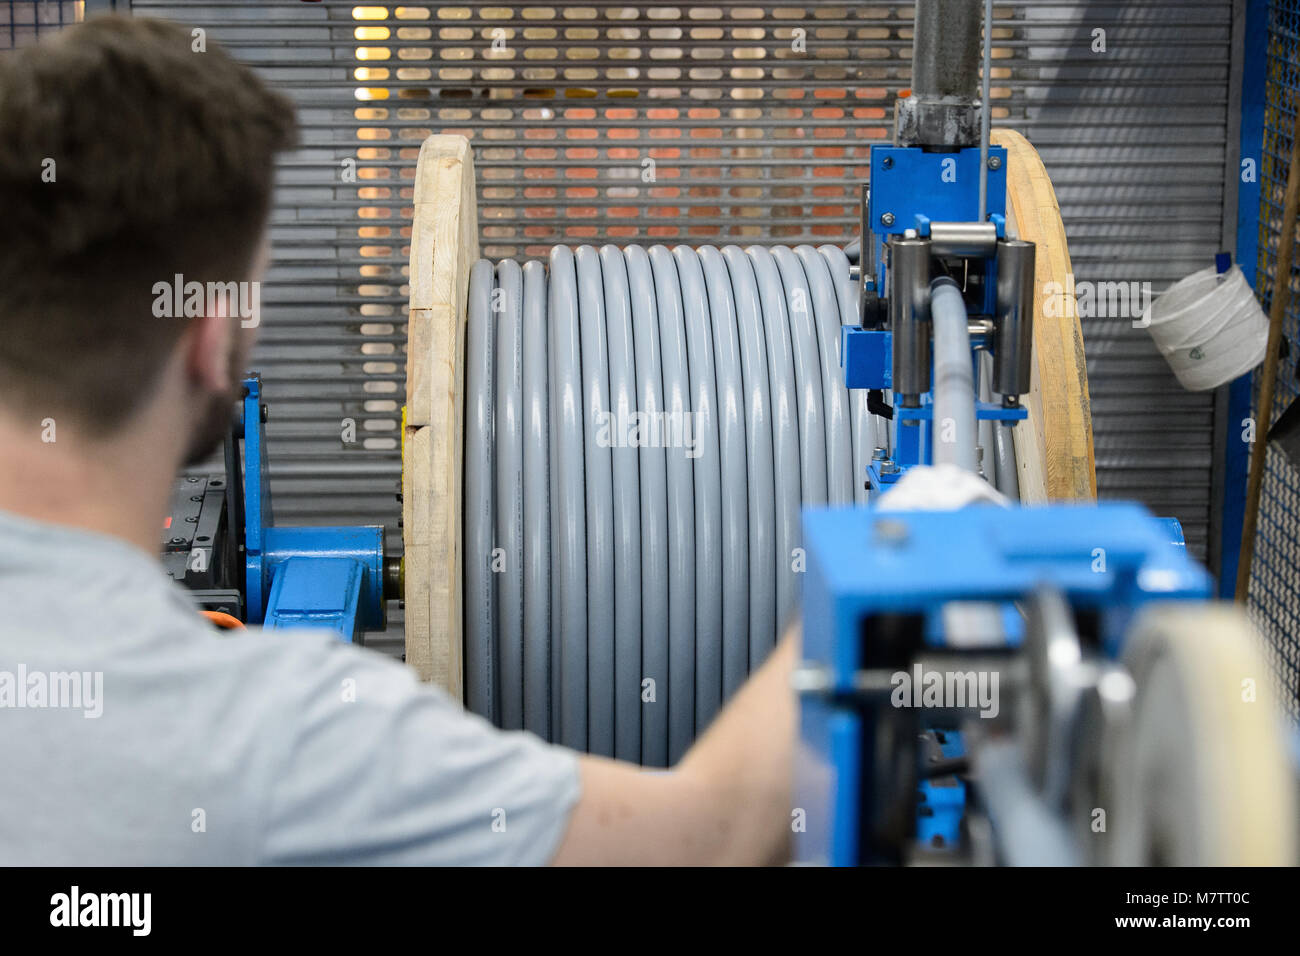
[{"left": 128, "top": 0, "right": 1231, "bottom": 580}]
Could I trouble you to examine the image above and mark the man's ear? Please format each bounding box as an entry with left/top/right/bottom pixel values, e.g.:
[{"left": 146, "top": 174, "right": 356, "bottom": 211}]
[{"left": 185, "top": 300, "right": 235, "bottom": 395}]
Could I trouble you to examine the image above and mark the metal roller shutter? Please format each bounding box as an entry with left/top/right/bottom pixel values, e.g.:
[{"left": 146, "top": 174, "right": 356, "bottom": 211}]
[{"left": 105, "top": 0, "right": 1232, "bottom": 609}]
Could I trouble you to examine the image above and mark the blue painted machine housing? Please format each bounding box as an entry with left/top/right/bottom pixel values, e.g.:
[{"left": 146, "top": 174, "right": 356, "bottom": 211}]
[
  {"left": 795, "top": 502, "right": 1212, "bottom": 866},
  {"left": 240, "top": 374, "right": 387, "bottom": 642}
]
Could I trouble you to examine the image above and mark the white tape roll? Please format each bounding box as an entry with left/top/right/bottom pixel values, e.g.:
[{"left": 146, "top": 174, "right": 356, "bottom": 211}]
[{"left": 1141, "top": 265, "right": 1268, "bottom": 391}]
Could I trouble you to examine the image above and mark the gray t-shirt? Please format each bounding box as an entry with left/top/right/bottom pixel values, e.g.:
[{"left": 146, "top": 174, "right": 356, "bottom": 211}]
[{"left": 0, "top": 509, "right": 580, "bottom": 865}]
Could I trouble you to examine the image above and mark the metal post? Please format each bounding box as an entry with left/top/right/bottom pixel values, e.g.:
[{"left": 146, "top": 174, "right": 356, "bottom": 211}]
[
  {"left": 889, "top": 237, "right": 933, "bottom": 405},
  {"left": 993, "top": 239, "right": 1036, "bottom": 402}
]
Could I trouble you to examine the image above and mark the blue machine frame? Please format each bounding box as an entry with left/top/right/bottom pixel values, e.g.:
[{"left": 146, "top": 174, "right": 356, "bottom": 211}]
[
  {"left": 240, "top": 375, "right": 387, "bottom": 642},
  {"left": 796, "top": 503, "right": 1212, "bottom": 866},
  {"left": 799, "top": 129, "right": 1210, "bottom": 865}
]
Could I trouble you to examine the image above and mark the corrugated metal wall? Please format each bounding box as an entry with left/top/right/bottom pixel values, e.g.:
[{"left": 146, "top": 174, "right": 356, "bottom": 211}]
[{"left": 118, "top": 1, "right": 1233, "bottom": 608}]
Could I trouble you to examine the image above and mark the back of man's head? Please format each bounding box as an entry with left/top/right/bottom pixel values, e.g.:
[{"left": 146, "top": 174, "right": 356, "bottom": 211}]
[{"left": 0, "top": 14, "right": 297, "bottom": 435}]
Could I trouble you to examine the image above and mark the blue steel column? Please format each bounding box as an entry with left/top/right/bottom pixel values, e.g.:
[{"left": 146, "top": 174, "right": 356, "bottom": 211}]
[{"left": 1221, "top": 0, "right": 1269, "bottom": 597}]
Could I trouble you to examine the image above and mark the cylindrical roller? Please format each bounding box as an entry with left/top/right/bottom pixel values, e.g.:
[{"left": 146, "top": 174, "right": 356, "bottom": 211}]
[
  {"left": 929, "top": 221, "right": 999, "bottom": 259},
  {"left": 889, "top": 237, "right": 932, "bottom": 406},
  {"left": 994, "top": 238, "right": 1036, "bottom": 402}
]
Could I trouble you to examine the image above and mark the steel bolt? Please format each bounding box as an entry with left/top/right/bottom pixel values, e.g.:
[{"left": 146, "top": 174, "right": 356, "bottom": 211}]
[
  {"left": 873, "top": 518, "right": 909, "bottom": 546},
  {"left": 988, "top": 156, "right": 1002, "bottom": 170},
  {"left": 881, "top": 212, "right": 896, "bottom": 227}
]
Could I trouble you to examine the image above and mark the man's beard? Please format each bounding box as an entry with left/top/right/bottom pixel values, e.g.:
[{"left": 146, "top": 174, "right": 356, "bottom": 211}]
[{"left": 182, "top": 345, "right": 246, "bottom": 467}]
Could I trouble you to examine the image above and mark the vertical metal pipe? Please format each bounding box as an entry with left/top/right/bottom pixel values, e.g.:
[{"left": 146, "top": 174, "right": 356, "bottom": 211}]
[
  {"left": 993, "top": 239, "right": 1036, "bottom": 401},
  {"left": 888, "top": 237, "right": 932, "bottom": 405},
  {"left": 911, "top": 0, "right": 983, "bottom": 101},
  {"left": 979, "top": 0, "right": 993, "bottom": 220}
]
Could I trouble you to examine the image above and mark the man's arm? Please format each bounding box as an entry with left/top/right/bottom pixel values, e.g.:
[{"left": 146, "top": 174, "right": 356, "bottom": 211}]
[{"left": 550, "top": 625, "right": 798, "bottom": 866}]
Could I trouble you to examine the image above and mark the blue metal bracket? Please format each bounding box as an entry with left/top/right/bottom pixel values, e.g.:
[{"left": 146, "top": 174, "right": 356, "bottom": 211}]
[
  {"left": 264, "top": 557, "right": 365, "bottom": 642},
  {"left": 240, "top": 374, "right": 387, "bottom": 642},
  {"left": 869, "top": 147, "right": 1007, "bottom": 239},
  {"left": 842, "top": 327, "right": 892, "bottom": 389}
]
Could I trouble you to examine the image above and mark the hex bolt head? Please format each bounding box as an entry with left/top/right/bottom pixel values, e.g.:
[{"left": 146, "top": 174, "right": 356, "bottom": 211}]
[
  {"left": 873, "top": 518, "right": 909, "bottom": 547},
  {"left": 881, "top": 212, "right": 896, "bottom": 227},
  {"left": 988, "top": 156, "right": 1002, "bottom": 170}
]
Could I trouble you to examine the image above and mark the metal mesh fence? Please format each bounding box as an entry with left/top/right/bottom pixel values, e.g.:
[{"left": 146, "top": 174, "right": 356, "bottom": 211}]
[{"left": 1247, "top": 0, "right": 1300, "bottom": 721}]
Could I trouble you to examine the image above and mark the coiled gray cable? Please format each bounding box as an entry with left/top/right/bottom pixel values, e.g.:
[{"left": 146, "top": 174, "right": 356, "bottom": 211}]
[{"left": 465, "top": 243, "right": 886, "bottom": 763}]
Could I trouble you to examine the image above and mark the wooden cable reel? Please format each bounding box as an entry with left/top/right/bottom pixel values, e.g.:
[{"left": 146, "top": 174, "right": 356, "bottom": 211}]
[{"left": 402, "top": 131, "right": 1097, "bottom": 696}]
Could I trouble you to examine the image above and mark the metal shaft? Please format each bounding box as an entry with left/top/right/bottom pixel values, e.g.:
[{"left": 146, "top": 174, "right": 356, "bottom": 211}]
[{"left": 888, "top": 237, "right": 932, "bottom": 404}]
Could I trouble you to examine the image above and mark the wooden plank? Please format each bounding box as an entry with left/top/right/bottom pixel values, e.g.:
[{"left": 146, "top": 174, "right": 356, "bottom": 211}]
[
  {"left": 993, "top": 128, "right": 1097, "bottom": 502},
  {"left": 403, "top": 134, "right": 476, "bottom": 696},
  {"left": 407, "top": 135, "right": 479, "bottom": 427}
]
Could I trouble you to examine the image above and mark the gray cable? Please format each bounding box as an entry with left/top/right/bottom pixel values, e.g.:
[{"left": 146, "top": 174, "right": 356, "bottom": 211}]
[
  {"left": 548, "top": 246, "right": 587, "bottom": 750},
  {"left": 465, "top": 242, "right": 893, "bottom": 759},
  {"left": 464, "top": 258, "right": 496, "bottom": 722},
  {"left": 978, "top": 349, "right": 995, "bottom": 488},
  {"left": 673, "top": 245, "right": 724, "bottom": 733},
  {"left": 819, "top": 243, "right": 874, "bottom": 505},
  {"left": 795, "top": 245, "right": 855, "bottom": 505},
  {"left": 494, "top": 259, "right": 524, "bottom": 731},
  {"left": 648, "top": 245, "right": 695, "bottom": 764},
  {"left": 625, "top": 245, "right": 669, "bottom": 766},
  {"left": 599, "top": 245, "right": 643, "bottom": 763},
  {"left": 995, "top": 420, "right": 1020, "bottom": 500},
  {"left": 745, "top": 245, "right": 803, "bottom": 636},
  {"left": 771, "top": 245, "right": 828, "bottom": 507},
  {"left": 723, "top": 245, "right": 777, "bottom": 661},
  {"left": 699, "top": 246, "right": 750, "bottom": 702},
  {"left": 520, "top": 260, "right": 551, "bottom": 739},
  {"left": 576, "top": 246, "right": 615, "bottom": 758},
  {"left": 931, "top": 277, "right": 978, "bottom": 472}
]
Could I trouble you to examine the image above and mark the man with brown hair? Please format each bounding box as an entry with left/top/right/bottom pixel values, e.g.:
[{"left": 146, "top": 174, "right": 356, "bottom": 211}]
[{"left": 0, "top": 15, "right": 796, "bottom": 865}]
